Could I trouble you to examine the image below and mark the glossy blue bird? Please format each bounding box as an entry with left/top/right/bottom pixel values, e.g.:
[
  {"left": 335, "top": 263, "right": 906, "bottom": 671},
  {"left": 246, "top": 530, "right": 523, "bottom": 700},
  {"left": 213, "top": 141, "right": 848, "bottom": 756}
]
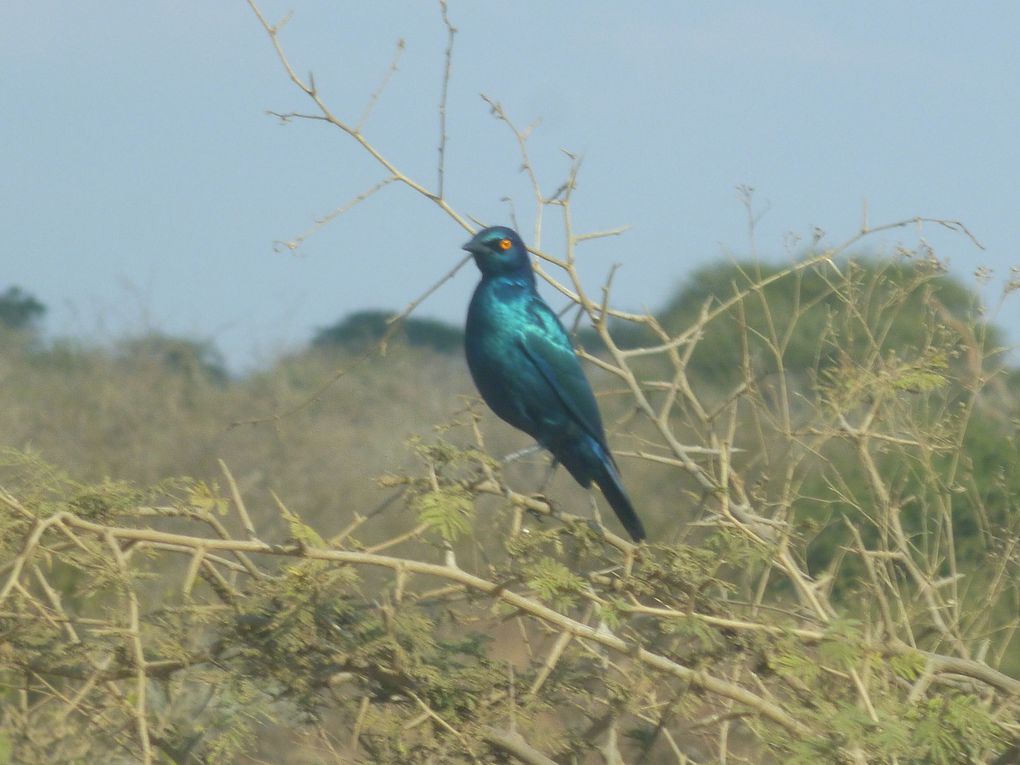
[{"left": 463, "top": 226, "right": 646, "bottom": 541}]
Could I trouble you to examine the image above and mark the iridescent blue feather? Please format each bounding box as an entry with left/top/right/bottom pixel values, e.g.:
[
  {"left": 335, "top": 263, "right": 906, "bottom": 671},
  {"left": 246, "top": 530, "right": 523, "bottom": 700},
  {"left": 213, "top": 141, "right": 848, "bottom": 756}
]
[{"left": 463, "top": 226, "right": 646, "bottom": 541}]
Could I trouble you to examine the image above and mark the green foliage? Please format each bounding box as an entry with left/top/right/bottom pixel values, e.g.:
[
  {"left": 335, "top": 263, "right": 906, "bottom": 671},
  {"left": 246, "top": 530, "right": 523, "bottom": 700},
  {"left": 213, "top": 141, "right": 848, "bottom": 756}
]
[
  {"left": 659, "top": 614, "right": 724, "bottom": 655},
  {"left": 313, "top": 309, "right": 464, "bottom": 354},
  {"left": 0, "top": 286, "right": 45, "bottom": 331},
  {"left": 233, "top": 561, "right": 365, "bottom": 711},
  {"left": 412, "top": 485, "right": 474, "bottom": 541},
  {"left": 632, "top": 540, "right": 733, "bottom": 603},
  {"left": 778, "top": 687, "right": 1008, "bottom": 765},
  {"left": 889, "top": 650, "right": 926, "bottom": 681},
  {"left": 905, "top": 694, "right": 1004, "bottom": 764},
  {"left": 657, "top": 256, "right": 990, "bottom": 384},
  {"left": 402, "top": 436, "right": 483, "bottom": 542},
  {"left": 0, "top": 440, "right": 1017, "bottom": 764},
  {"left": 524, "top": 557, "right": 585, "bottom": 609},
  {"left": 279, "top": 504, "right": 328, "bottom": 547},
  {"left": 186, "top": 479, "right": 231, "bottom": 516}
]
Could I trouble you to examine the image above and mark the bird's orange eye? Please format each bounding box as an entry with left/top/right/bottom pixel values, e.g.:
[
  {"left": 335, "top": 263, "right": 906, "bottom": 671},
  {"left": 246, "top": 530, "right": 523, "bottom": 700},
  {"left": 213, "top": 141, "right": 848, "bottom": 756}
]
[{"left": 498, "top": 238, "right": 512, "bottom": 251}]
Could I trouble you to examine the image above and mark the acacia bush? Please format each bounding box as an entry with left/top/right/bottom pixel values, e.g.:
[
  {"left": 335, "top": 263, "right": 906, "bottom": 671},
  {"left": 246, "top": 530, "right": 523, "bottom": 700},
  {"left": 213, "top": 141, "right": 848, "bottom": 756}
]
[
  {"left": 2, "top": 246, "right": 1018, "bottom": 763},
  {"left": 1, "top": 3, "right": 1018, "bottom": 763}
]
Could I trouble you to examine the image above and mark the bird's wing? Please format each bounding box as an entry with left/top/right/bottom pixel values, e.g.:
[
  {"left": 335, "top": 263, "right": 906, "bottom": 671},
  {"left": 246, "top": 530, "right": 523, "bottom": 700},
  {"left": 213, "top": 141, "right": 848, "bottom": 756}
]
[{"left": 516, "top": 296, "right": 607, "bottom": 449}]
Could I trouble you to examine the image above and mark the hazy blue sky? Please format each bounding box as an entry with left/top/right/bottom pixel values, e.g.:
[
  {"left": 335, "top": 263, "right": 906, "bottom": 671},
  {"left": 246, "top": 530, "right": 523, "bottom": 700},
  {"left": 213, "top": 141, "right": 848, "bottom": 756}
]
[{"left": 5, "top": 2, "right": 1018, "bottom": 370}]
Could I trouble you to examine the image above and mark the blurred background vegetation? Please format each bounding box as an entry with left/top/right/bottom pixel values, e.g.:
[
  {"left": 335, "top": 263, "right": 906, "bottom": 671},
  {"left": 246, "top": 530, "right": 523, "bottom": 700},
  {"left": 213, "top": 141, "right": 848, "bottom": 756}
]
[{"left": 4, "top": 253, "right": 1016, "bottom": 568}]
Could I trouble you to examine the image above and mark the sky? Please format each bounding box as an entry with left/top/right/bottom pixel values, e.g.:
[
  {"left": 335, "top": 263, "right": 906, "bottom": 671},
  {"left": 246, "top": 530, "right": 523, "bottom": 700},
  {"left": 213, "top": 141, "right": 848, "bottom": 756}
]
[{"left": 5, "top": 2, "right": 1019, "bottom": 371}]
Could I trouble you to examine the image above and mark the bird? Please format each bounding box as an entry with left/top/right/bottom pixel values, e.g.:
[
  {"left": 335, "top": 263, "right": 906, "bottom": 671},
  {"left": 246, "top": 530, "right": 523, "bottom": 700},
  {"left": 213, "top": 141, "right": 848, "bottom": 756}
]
[{"left": 462, "top": 225, "right": 646, "bottom": 542}]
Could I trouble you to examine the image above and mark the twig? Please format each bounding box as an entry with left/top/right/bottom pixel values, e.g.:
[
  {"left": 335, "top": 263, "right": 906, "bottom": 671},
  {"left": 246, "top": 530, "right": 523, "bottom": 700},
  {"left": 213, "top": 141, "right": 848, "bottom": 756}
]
[
  {"left": 436, "top": 1, "right": 456, "bottom": 199},
  {"left": 355, "top": 40, "right": 406, "bottom": 133}
]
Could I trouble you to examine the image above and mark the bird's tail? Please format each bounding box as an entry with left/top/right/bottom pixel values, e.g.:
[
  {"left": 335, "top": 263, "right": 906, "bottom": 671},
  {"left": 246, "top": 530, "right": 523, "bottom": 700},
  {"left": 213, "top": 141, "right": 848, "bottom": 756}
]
[{"left": 594, "top": 452, "right": 646, "bottom": 542}]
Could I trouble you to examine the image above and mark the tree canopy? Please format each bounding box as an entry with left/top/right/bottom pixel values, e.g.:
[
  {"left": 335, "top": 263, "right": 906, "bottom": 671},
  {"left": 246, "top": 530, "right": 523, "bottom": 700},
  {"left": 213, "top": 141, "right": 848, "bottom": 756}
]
[
  {"left": 0, "top": 286, "right": 45, "bottom": 332},
  {"left": 313, "top": 310, "right": 464, "bottom": 355}
]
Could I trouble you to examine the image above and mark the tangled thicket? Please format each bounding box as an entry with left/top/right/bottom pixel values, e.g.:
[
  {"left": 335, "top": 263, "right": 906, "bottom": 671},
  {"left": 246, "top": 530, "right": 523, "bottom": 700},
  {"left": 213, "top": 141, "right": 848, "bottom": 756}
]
[{"left": 2, "top": 242, "right": 1019, "bottom": 764}]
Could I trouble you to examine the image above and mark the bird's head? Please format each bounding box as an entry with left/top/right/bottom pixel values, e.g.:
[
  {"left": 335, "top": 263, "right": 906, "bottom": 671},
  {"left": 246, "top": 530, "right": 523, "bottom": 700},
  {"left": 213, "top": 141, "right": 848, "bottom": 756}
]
[{"left": 462, "top": 226, "right": 531, "bottom": 279}]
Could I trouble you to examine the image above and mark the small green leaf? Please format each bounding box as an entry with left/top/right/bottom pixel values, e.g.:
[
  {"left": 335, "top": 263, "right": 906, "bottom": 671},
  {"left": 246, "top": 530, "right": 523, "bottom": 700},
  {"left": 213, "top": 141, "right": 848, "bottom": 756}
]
[
  {"left": 279, "top": 506, "right": 326, "bottom": 547},
  {"left": 412, "top": 486, "right": 474, "bottom": 542},
  {"left": 188, "top": 481, "right": 230, "bottom": 515},
  {"left": 525, "top": 557, "right": 585, "bottom": 610},
  {"left": 889, "top": 650, "right": 926, "bottom": 681}
]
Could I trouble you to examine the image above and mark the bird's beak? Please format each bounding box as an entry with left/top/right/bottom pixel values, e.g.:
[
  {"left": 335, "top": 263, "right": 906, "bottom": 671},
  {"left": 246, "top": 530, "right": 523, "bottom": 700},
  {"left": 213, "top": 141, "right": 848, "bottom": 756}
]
[{"left": 462, "top": 236, "right": 484, "bottom": 255}]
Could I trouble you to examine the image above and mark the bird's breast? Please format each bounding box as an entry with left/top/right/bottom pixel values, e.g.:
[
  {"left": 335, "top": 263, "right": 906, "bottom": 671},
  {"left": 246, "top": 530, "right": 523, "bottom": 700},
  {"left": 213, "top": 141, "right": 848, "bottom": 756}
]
[
  {"left": 466, "top": 279, "right": 531, "bottom": 341},
  {"left": 465, "top": 279, "right": 542, "bottom": 427},
  {"left": 466, "top": 285, "right": 521, "bottom": 365}
]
